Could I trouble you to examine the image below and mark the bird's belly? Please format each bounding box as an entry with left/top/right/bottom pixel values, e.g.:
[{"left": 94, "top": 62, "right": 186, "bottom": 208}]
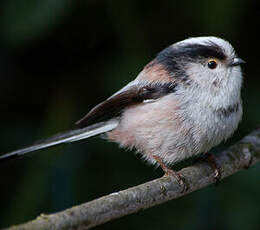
[
  {"left": 108, "top": 95, "right": 198, "bottom": 165},
  {"left": 108, "top": 95, "right": 242, "bottom": 166}
]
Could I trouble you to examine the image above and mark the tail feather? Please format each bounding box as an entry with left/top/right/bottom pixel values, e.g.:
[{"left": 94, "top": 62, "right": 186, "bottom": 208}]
[{"left": 0, "top": 119, "right": 118, "bottom": 163}]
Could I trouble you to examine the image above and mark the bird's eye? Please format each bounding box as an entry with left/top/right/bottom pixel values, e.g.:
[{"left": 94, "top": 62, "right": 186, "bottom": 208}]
[{"left": 207, "top": 59, "right": 218, "bottom": 69}]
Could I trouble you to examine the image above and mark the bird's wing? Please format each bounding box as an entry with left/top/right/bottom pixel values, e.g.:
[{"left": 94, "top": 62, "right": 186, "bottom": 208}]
[{"left": 76, "top": 81, "right": 177, "bottom": 128}]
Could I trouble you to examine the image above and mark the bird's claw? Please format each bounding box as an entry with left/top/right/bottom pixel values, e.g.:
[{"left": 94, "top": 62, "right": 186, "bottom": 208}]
[{"left": 164, "top": 169, "right": 188, "bottom": 192}]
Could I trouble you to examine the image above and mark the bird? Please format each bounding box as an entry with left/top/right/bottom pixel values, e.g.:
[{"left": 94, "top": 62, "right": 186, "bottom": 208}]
[{"left": 0, "top": 36, "right": 244, "bottom": 188}]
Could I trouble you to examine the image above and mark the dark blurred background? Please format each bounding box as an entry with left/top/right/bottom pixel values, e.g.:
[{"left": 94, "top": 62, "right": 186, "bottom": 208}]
[{"left": 0, "top": 0, "right": 259, "bottom": 229}]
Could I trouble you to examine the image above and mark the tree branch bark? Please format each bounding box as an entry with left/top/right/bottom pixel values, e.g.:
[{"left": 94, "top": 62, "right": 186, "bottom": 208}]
[{"left": 4, "top": 127, "right": 260, "bottom": 230}]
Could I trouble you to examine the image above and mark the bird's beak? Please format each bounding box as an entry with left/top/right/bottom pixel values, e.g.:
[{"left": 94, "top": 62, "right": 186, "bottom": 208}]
[{"left": 229, "top": 57, "right": 246, "bottom": 67}]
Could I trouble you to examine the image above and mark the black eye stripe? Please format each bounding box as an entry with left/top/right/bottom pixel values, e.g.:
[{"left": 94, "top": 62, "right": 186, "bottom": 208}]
[
  {"left": 154, "top": 42, "right": 227, "bottom": 75},
  {"left": 178, "top": 43, "right": 227, "bottom": 60},
  {"left": 156, "top": 42, "right": 227, "bottom": 63}
]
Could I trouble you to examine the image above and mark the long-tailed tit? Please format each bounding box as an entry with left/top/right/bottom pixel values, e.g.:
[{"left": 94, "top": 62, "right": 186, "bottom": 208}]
[{"left": 0, "top": 36, "right": 245, "bottom": 187}]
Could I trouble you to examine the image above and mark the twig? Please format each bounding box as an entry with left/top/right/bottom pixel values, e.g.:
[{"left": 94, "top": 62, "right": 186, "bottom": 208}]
[{"left": 4, "top": 127, "right": 260, "bottom": 230}]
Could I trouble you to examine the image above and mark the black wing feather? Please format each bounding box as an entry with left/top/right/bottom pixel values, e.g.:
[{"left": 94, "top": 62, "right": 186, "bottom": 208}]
[{"left": 76, "top": 82, "right": 176, "bottom": 127}]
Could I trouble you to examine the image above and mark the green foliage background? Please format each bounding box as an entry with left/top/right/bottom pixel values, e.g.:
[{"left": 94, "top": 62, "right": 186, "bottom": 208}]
[{"left": 0, "top": 0, "right": 259, "bottom": 229}]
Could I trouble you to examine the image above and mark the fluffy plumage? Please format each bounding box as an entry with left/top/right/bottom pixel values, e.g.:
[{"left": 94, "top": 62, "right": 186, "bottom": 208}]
[
  {"left": 108, "top": 36, "right": 243, "bottom": 166},
  {"left": 0, "top": 36, "right": 244, "bottom": 167}
]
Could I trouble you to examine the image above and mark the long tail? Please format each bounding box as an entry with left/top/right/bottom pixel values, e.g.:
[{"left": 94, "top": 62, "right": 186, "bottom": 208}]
[{"left": 0, "top": 119, "right": 118, "bottom": 163}]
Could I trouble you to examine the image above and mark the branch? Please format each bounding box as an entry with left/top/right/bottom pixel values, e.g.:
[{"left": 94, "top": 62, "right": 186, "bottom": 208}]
[{"left": 5, "top": 127, "right": 260, "bottom": 230}]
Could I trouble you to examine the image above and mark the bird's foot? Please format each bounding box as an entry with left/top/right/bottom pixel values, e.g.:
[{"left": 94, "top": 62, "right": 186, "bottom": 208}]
[
  {"left": 153, "top": 155, "right": 188, "bottom": 192},
  {"left": 196, "top": 153, "right": 221, "bottom": 185},
  {"left": 244, "top": 153, "right": 253, "bottom": 170}
]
